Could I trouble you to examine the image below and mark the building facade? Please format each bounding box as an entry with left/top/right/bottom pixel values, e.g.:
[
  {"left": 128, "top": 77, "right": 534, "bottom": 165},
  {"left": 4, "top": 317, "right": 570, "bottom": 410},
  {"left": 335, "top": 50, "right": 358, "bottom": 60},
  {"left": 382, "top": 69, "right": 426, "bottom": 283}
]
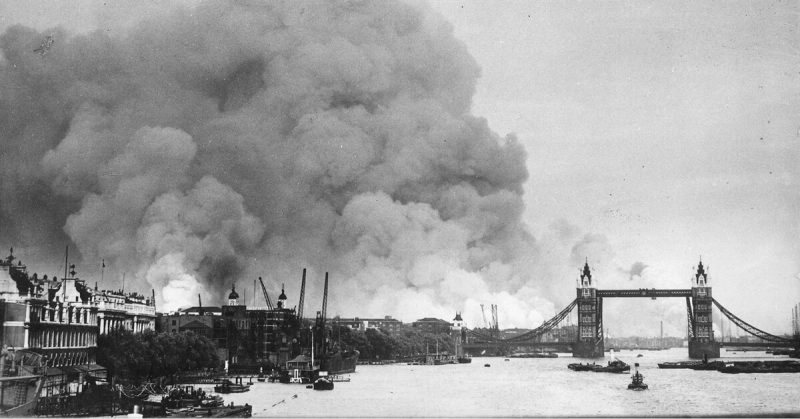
[
  {"left": 411, "top": 317, "right": 453, "bottom": 334},
  {"left": 330, "top": 315, "right": 404, "bottom": 335},
  {"left": 1, "top": 249, "right": 159, "bottom": 398},
  {"left": 157, "top": 284, "right": 304, "bottom": 371}
]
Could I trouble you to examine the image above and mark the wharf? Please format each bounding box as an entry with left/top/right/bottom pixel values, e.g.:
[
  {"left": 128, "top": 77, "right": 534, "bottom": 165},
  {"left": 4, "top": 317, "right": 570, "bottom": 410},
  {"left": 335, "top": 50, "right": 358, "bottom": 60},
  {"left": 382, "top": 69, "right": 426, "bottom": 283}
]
[{"left": 165, "top": 403, "right": 252, "bottom": 417}]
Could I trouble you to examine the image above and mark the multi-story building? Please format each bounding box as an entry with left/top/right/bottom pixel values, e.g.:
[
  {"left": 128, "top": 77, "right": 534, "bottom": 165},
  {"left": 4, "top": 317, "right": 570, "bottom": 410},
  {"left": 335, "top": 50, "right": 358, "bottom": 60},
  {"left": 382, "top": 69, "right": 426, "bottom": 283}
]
[
  {"left": 330, "top": 315, "right": 404, "bottom": 335},
  {"left": 411, "top": 317, "right": 452, "bottom": 334},
  {"left": 1, "top": 248, "right": 159, "bottom": 398},
  {"left": 92, "top": 288, "right": 156, "bottom": 335},
  {"left": 157, "top": 283, "right": 304, "bottom": 371},
  {"left": 0, "top": 249, "right": 101, "bottom": 398},
  {"left": 157, "top": 306, "right": 222, "bottom": 337}
]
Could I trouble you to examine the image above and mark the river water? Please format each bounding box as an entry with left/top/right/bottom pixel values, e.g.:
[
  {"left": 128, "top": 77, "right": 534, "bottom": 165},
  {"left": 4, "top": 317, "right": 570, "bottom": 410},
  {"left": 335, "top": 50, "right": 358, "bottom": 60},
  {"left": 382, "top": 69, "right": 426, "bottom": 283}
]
[{"left": 209, "top": 348, "right": 798, "bottom": 417}]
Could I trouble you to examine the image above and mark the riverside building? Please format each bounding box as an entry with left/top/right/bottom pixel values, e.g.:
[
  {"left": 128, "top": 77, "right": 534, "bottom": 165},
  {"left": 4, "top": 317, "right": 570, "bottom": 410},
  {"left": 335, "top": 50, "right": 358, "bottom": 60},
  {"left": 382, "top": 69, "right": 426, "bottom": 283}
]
[{"left": 0, "top": 248, "right": 156, "bottom": 398}]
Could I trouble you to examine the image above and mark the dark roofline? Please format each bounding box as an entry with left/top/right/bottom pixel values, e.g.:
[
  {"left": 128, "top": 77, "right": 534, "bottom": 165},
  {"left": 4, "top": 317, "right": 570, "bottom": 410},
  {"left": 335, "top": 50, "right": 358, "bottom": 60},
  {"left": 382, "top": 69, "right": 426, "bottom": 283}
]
[{"left": 180, "top": 306, "right": 222, "bottom": 313}]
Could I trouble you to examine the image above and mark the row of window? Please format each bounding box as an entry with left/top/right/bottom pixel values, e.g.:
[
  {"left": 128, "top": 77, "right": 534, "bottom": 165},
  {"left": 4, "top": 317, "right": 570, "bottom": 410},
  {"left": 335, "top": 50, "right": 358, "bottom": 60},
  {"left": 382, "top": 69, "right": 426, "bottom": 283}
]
[
  {"left": 28, "top": 328, "right": 97, "bottom": 349},
  {"left": 33, "top": 305, "right": 96, "bottom": 325},
  {"left": 580, "top": 326, "right": 595, "bottom": 338},
  {"left": 697, "top": 326, "right": 711, "bottom": 337}
]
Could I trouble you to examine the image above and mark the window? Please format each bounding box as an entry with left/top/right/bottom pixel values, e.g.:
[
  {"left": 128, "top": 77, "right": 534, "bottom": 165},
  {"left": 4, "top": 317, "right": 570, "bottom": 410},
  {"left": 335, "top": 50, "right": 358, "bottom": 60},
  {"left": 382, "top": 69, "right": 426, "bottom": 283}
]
[
  {"left": 580, "top": 326, "right": 594, "bottom": 338},
  {"left": 172, "top": 320, "right": 177, "bottom": 326}
]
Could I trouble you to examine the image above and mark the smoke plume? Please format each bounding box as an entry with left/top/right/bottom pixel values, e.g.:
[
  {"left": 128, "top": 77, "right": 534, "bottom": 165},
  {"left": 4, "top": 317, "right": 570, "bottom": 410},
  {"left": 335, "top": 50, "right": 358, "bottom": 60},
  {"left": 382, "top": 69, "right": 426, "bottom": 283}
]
[{"left": 0, "top": 0, "right": 546, "bottom": 323}]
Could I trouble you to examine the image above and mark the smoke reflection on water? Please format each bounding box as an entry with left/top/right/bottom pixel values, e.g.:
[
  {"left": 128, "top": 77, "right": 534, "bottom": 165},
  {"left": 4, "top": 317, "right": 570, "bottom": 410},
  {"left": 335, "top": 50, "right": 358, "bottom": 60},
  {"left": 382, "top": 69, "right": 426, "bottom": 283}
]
[{"left": 204, "top": 348, "right": 799, "bottom": 417}]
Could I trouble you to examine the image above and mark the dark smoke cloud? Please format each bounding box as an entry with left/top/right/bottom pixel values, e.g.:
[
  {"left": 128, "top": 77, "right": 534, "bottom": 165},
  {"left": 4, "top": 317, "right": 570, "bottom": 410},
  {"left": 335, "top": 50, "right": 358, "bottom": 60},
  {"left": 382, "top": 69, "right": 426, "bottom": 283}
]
[{"left": 0, "top": 0, "right": 542, "bottom": 322}]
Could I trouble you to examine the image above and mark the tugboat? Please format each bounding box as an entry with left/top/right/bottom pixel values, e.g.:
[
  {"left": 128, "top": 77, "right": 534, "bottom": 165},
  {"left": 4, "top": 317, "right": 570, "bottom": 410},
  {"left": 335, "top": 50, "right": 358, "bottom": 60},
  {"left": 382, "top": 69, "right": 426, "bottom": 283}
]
[
  {"left": 627, "top": 363, "right": 648, "bottom": 391},
  {"left": 256, "top": 367, "right": 266, "bottom": 382}
]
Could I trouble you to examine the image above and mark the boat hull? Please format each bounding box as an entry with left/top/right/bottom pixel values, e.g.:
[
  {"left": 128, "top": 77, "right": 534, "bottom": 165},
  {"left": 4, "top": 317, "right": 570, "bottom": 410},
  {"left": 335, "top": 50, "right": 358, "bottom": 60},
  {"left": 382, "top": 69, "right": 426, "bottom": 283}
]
[{"left": 320, "top": 350, "right": 359, "bottom": 375}]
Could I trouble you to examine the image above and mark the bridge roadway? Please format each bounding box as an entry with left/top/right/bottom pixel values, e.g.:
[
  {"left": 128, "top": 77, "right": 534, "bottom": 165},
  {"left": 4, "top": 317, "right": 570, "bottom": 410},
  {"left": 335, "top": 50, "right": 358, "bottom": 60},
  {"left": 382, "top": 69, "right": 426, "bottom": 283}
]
[
  {"left": 596, "top": 289, "right": 692, "bottom": 298},
  {"left": 718, "top": 341, "right": 795, "bottom": 348},
  {"left": 464, "top": 341, "right": 573, "bottom": 352}
]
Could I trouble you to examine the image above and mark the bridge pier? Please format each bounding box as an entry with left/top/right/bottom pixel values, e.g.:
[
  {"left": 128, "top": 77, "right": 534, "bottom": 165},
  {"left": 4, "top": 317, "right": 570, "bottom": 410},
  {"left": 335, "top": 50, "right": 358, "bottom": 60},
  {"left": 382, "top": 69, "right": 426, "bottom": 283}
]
[
  {"left": 688, "top": 340, "right": 720, "bottom": 359},
  {"left": 573, "top": 339, "right": 604, "bottom": 358}
]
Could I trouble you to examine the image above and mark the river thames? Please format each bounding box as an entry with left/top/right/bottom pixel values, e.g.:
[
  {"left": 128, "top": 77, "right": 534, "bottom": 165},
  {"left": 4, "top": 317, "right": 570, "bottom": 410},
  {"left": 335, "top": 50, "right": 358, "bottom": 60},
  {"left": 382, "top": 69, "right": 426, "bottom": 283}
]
[{"left": 209, "top": 348, "right": 798, "bottom": 417}]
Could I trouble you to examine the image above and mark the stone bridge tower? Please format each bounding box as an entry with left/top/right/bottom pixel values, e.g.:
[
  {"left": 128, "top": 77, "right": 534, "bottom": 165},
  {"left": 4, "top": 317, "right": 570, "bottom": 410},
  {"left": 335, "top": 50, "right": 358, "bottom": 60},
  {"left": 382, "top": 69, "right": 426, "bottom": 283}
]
[
  {"left": 689, "top": 260, "right": 720, "bottom": 358},
  {"left": 573, "top": 261, "right": 604, "bottom": 357}
]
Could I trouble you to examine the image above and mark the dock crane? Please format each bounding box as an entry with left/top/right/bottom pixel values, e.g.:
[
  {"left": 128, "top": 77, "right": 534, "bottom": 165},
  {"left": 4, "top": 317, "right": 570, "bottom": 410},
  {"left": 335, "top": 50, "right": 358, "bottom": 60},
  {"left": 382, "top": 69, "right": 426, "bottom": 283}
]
[
  {"left": 321, "top": 273, "right": 328, "bottom": 326},
  {"left": 492, "top": 304, "right": 500, "bottom": 332},
  {"left": 314, "top": 273, "right": 329, "bottom": 357},
  {"left": 258, "top": 276, "right": 274, "bottom": 310},
  {"left": 480, "top": 304, "right": 489, "bottom": 329},
  {"left": 297, "top": 268, "right": 306, "bottom": 320}
]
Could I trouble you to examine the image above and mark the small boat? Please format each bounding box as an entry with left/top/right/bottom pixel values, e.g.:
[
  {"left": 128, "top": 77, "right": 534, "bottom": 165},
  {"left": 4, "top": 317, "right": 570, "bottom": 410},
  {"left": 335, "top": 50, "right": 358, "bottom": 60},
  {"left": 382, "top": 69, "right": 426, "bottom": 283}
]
[
  {"left": 457, "top": 357, "right": 472, "bottom": 364},
  {"left": 595, "top": 359, "right": 630, "bottom": 373},
  {"left": 568, "top": 362, "right": 598, "bottom": 371},
  {"left": 214, "top": 377, "right": 250, "bottom": 393},
  {"left": 637, "top": 354, "right": 643, "bottom": 358},
  {"left": 569, "top": 359, "right": 630, "bottom": 373},
  {"left": 504, "top": 358, "right": 510, "bottom": 362},
  {"left": 257, "top": 367, "right": 266, "bottom": 382},
  {"left": 511, "top": 352, "right": 559, "bottom": 358},
  {"left": 313, "top": 377, "right": 334, "bottom": 390},
  {"left": 627, "top": 363, "right": 648, "bottom": 391},
  {"left": 484, "top": 364, "right": 491, "bottom": 367},
  {"left": 657, "top": 361, "right": 699, "bottom": 369}
]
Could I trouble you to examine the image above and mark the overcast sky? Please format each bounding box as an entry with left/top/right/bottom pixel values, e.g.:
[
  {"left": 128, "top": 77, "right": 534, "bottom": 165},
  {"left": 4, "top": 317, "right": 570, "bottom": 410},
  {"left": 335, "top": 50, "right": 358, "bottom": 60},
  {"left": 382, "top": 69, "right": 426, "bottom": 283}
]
[
  {"left": 430, "top": 0, "right": 799, "bottom": 333},
  {"left": 1, "top": 0, "right": 797, "bottom": 334}
]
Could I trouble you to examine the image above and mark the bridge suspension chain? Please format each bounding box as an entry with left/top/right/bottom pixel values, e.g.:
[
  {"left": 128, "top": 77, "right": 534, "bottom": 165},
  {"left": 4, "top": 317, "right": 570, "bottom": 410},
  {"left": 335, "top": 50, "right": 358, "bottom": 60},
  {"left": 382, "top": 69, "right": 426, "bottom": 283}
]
[
  {"left": 504, "top": 299, "right": 578, "bottom": 343},
  {"left": 466, "top": 299, "right": 578, "bottom": 343},
  {"left": 686, "top": 297, "right": 694, "bottom": 339},
  {"left": 467, "top": 328, "right": 499, "bottom": 341},
  {"left": 711, "top": 298, "right": 792, "bottom": 343}
]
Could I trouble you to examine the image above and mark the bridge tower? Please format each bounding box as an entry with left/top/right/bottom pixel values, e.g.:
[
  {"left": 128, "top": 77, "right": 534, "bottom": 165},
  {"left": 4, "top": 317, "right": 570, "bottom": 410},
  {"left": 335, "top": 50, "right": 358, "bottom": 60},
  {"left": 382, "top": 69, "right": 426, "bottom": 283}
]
[
  {"left": 451, "top": 312, "right": 466, "bottom": 357},
  {"left": 688, "top": 260, "right": 720, "bottom": 358},
  {"left": 573, "top": 261, "right": 604, "bottom": 358}
]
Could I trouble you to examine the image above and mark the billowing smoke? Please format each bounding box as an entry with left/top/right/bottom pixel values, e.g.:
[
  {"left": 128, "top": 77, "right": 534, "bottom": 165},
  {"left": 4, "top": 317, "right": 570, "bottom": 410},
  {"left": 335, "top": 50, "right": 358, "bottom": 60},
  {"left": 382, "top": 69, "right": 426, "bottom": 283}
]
[
  {"left": 623, "top": 261, "right": 649, "bottom": 281},
  {"left": 0, "top": 0, "right": 545, "bottom": 322}
]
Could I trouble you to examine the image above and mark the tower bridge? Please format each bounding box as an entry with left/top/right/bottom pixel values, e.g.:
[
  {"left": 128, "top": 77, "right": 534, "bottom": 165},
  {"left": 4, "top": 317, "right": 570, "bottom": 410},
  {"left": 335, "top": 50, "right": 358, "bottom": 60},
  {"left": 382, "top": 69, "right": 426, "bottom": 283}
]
[{"left": 464, "top": 260, "right": 798, "bottom": 359}]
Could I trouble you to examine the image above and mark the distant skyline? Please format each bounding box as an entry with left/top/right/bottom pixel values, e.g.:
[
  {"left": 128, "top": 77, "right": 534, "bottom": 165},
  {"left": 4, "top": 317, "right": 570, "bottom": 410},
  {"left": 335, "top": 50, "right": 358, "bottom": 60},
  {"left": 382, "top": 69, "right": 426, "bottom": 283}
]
[{"left": 1, "top": 1, "right": 797, "bottom": 336}]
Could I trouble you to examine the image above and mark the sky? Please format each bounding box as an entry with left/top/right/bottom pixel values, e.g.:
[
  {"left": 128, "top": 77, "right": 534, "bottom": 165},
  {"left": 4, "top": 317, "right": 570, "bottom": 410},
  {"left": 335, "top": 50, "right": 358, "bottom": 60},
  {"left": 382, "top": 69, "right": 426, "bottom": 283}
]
[
  {"left": 0, "top": 0, "right": 797, "bottom": 336},
  {"left": 429, "top": 0, "right": 799, "bottom": 334}
]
